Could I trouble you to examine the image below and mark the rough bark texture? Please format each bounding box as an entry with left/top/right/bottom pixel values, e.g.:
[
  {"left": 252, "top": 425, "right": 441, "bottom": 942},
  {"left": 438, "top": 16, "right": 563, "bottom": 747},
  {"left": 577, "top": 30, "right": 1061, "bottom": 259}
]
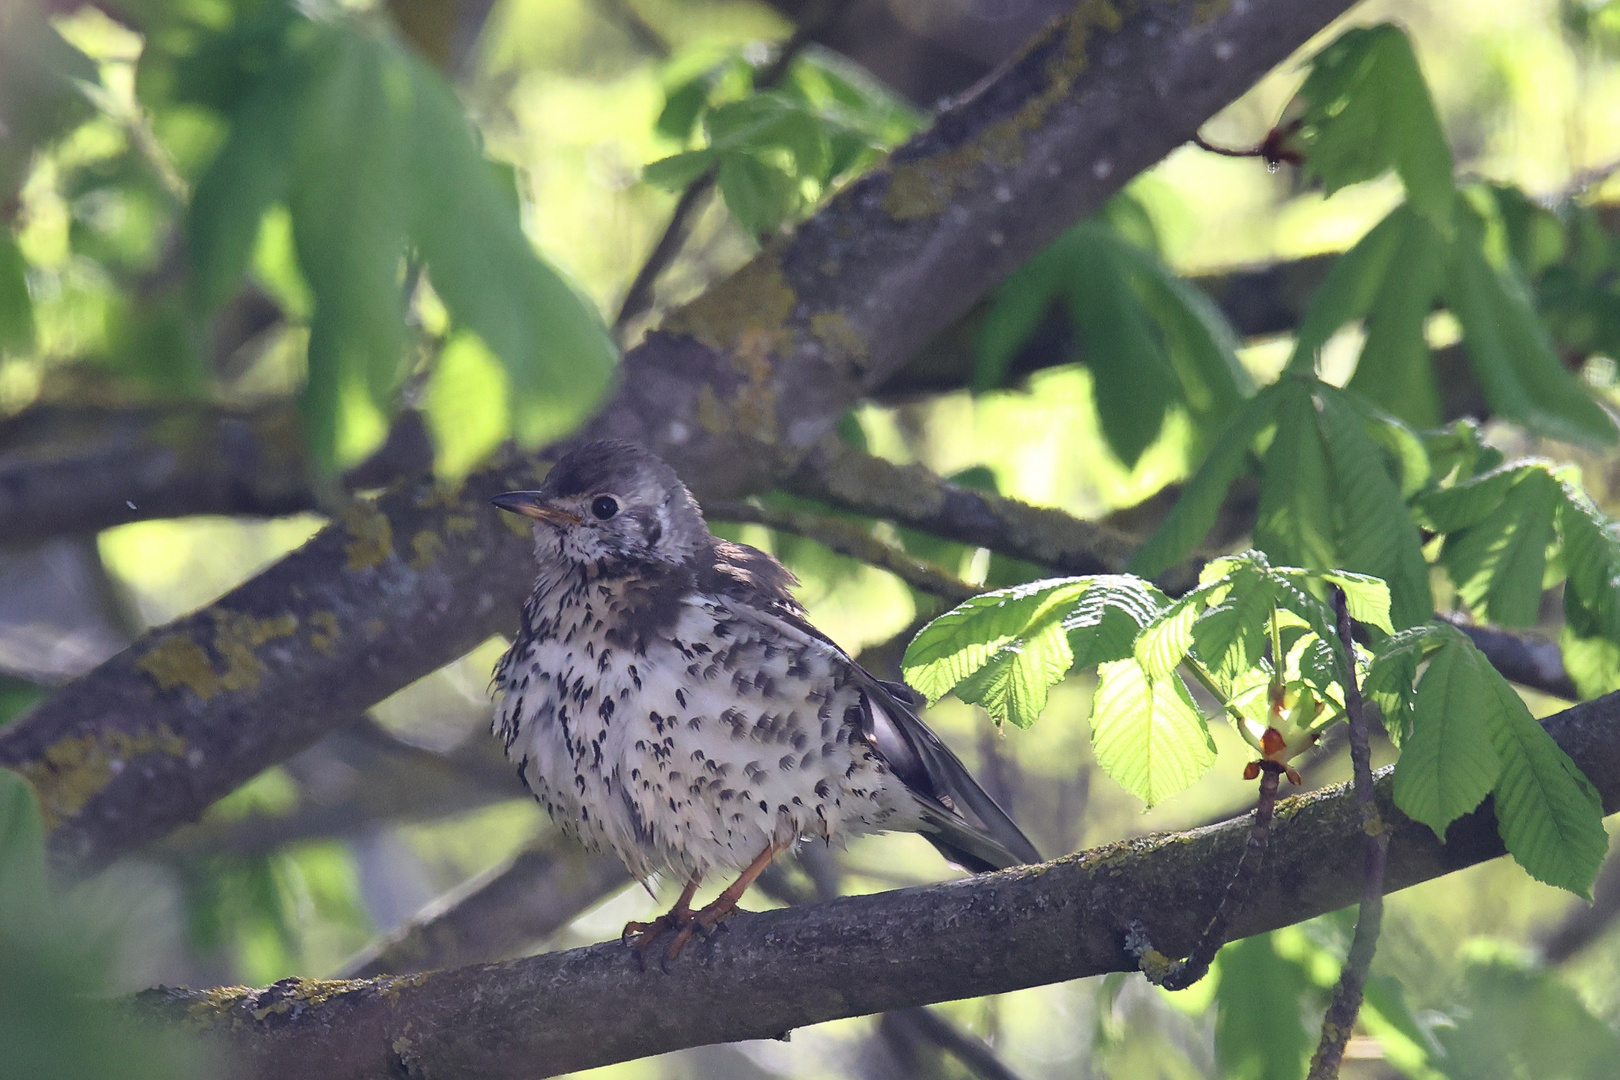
[
  {"left": 130, "top": 689, "right": 1620, "bottom": 1080},
  {"left": 340, "top": 835, "right": 630, "bottom": 978},
  {"left": 0, "top": 256, "right": 1338, "bottom": 548},
  {"left": 2, "top": 0, "right": 1360, "bottom": 874}
]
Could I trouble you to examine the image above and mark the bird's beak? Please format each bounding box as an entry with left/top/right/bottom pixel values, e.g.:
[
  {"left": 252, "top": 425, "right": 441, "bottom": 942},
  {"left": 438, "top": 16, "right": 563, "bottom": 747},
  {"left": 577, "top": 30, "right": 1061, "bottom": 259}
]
[{"left": 491, "top": 491, "right": 582, "bottom": 526}]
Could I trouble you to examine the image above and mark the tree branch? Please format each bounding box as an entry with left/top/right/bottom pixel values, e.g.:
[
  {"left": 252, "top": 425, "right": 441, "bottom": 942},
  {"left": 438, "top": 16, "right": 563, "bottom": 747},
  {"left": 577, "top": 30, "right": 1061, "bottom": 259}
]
[
  {"left": 1446, "top": 618, "right": 1578, "bottom": 701},
  {"left": 707, "top": 496, "right": 982, "bottom": 602},
  {"left": 1307, "top": 587, "right": 1389, "bottom": 1079},
  {"left": 340, "top": 833, "right": 630, "bottom": 978},
  {"left": 612, "top": 4, "right": 838, "bottom": 333},
  {"left": 128, "top": 689, "right": 1620, "bottom": 1080},
  {"left": 153, "top": 719, "right": 521, "bottom": 863},
  {"left": 7, "top": 0, "right": 1360, "bottom": 874},
  {"left": 784, "top": 436, "right": 1199, "bottom": 589}
]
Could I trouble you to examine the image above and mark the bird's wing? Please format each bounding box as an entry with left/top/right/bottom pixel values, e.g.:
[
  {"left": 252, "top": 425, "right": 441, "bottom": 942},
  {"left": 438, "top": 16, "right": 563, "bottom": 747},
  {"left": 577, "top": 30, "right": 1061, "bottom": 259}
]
[
  {"left": 857, "top": 677, "right": 1042, "bottom": 871},
  {"left": 701, "top": 540, "right": 1041, "bottom": 872}
]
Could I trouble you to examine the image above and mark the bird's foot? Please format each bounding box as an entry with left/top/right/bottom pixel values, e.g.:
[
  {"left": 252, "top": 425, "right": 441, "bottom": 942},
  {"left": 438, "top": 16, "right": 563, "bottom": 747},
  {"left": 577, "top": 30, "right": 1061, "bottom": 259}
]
[
  {"left": 663, "top": 896, "right": 749, "bottom": 963},
  {"left": 622, "top": 906, "right": 697, "bottom": 969}
]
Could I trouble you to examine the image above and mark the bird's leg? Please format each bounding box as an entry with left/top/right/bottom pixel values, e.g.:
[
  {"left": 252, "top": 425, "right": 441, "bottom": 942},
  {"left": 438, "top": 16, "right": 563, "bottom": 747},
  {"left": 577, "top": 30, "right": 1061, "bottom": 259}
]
[
  {"left": 665, "top": 840, "right": 788, "bottom": 962},
  {"left": 622, "top": 870, "right": 703, "bottom": 959}
]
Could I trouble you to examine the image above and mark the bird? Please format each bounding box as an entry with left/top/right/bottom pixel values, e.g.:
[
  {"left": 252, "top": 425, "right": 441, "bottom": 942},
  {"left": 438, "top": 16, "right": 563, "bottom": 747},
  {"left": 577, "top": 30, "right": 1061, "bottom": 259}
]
[{"left": 490, "top": 439, "right": 1040, "bottom": 961}]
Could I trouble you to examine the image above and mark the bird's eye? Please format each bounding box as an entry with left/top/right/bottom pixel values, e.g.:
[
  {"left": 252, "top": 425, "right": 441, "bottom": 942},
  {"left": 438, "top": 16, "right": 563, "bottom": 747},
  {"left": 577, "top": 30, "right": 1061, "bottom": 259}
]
[{"left": 591, "top": 495, "right": 619, "bottom": 520}]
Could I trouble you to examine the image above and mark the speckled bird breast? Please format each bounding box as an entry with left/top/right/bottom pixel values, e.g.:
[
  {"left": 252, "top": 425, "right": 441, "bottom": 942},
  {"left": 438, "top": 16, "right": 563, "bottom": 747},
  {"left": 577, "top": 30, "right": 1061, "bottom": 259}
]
[{"left": 493, "top": 560, "right": 919, "bottom": 880}]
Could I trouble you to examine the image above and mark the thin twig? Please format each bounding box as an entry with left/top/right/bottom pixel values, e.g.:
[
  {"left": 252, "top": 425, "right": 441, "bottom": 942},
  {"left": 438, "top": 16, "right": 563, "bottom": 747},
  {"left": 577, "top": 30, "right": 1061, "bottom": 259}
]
[
  {"left": 613, "top": 2, "right": 843, "bottom": 332},
  {"left": 706, "top": 497, "right": 982, "bottom": 603},
  {"left": 1128, "top": 760, "right": 1284, "bottom": 990},
  {"left": 1306, "top": 588, "right": 1390, "bottom": 1080}
]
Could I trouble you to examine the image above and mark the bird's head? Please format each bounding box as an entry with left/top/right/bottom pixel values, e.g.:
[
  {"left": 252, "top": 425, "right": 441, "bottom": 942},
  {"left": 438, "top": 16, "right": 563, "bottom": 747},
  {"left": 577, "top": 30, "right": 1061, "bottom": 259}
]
[{"left": 492, "top": 440, "right": 709, "bottom": 567}]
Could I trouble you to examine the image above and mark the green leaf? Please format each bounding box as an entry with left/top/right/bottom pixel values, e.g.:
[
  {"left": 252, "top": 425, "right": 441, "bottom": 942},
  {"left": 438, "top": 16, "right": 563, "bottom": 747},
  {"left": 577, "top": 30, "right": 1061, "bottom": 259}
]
[
  {"left": 1438, "top": 952, "right": 1620, "bottom": 1080},
  {"left": 1557, "top": 479, "right": 1620, "bottom": 642},
  {"left": 0, "top": 768, "right": 47, "bottom": 922},
  {"left": 656, "top": 70, "right": 718, "bottom": 142},
  {"left": 953, "top": 618, "right": 1073, "bottom": 728},
  {"left": 641, "top": 148, "right": 716, "bottom": 190},
  {"left": 1289, "top": 205, "right": 1410, "bottom": 373},
  {"left": 1128, "top": 383, "right": 1281, "bottom": 578},
  {"left": 1315, "top": 388, "right": 1433, "bottom": 627},
  {"left": 1319, "top": 570, "right": 1394, "bottom": 633},
  {"left": 404, "top": 49, "right": 616, "bottom": 452},
  {"left": 187, "top": 46, "right": 302, "bottom": 313},
  {"left": 716, "top": 153, "right": 799, "bottom": 234},
  {"left": 286, "top": 29, "right": 410, "bottom": 475},
  {"left": 1063, "top": 576, "right": 1170, "bottom": 670},
  {"left": 973, "top": 237, "right": 1069, "bottom": 389},
  {"left": 1440, "top": 467, "right": 1559, "bottom": 627},
  {"left": 1391, "top": 634, "right": 1503, "bottom": 837},
  {"left": 1416, "top": 462, "right": 1534, "bottom": 532},
  {"left": 1255, "top": 380, "right": 1336, "bottom": 571},
  {"left": 902, "top": 578, "right": 1093, "bottom": 702},
  {"left": 1559, "top": 625, "right": 1620, "bottom": 701},
  {"left": 0, "top": 231, "right": 34, "bottom": 353},
  {"left": 1346, "top": 206, "right": 1447, "bottom": 427},
  {"left": 1481, "top": 668, "right": 1607, "bottom": 895},
  {"left": 1364, "top": 624, "right": 1446, "bottom": 744},
  {"left": 1103, "top": 229, "right": 1250, "bottom": 423},
  {"left": 1212, "top": 933, "right": 1317, "bottom": 1080},
  {"left": 1061, "top": 225, "right": 1179, "bottom": 466},
  {"left": 1192, "top": 568, "right": 1275, "bottom": 681},
  {"left": 1091, "top": 659, "right": 1216, "bottom": 806},
  {"left": 1296, "top": 24, "right": 1454, "bottom": 230},
  {"left": 0, "top": 6, "right": 97, "bottom": 204},
  {"left": 1134, "top": 596, "right": 1198, "bottom": 680},
  {"left": 1444, "top": 205, "right": 1618, "bottom": 447}
]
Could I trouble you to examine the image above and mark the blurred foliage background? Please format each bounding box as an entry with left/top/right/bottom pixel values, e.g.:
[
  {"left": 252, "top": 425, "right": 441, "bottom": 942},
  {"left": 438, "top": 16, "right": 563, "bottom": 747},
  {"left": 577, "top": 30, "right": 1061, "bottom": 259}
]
[{"left": 6, "top": 0, "right": 1620, "bottom": 1077}]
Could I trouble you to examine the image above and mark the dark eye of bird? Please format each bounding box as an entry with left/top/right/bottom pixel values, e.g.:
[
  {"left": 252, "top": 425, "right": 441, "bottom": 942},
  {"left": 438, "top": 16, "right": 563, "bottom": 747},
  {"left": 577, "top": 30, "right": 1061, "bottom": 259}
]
[{"left": 591, "top": 495, "right": 619, "bottom": 520}]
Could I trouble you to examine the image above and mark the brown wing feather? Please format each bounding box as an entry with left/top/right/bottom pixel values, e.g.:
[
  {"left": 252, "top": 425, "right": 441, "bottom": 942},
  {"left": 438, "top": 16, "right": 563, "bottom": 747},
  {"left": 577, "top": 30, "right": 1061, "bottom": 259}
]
[{"left": 701, "top": 540, "right": 1040, "bottom": 871}]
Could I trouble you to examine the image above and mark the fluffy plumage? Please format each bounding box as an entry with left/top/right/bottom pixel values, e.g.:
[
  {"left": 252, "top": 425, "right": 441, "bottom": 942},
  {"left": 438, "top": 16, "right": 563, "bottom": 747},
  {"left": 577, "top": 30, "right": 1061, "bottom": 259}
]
[{"left": 492, "top": 440, "right": 1038, "bottom": 949}]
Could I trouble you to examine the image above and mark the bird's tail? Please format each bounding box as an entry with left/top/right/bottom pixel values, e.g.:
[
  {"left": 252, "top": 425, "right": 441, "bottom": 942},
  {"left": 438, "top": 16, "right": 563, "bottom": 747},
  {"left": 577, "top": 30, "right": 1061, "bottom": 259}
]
[{"left": 914, "top": 798, "right": 1036, "bottom": 873}]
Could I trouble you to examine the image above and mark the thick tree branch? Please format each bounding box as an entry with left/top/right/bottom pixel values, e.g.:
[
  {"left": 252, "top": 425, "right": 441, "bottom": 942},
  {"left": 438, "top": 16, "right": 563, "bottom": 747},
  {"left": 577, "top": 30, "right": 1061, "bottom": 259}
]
[
  {"left": 6, "top": 0, "right": 1359, "bottom": 874},
  {"left": 0, "top": 253, "right": 1326, "bottom": 548},
  {"left": 1447, "top": 618, "right": 1578, "bottom": 701},
  {"left": 340, "top": 833, "right": 630, "bottom": 978},
  {"left": 154, "top": 719, "right": 521, "bottom": 863},
  {"left": 785, "top": 436, "right": 1205, "bottom": 590},
  {"left": 129, "top": 689, "right": 1620, "bottom": 1080}
]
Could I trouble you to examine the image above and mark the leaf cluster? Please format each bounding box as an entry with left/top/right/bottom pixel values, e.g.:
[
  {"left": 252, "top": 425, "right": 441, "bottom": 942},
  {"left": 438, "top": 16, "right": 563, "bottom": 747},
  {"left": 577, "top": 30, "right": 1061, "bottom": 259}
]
[
  {"left": 904, "top": 548, "right": 1606, "bottom": 894},
  {"left": 159, "top": 0, "right": 617, "bottom": 474},
  {"left": 973, "top": 197, "right": 1252, "bottom": 465},
  {"left": 643, "top": 47, "right": 920, "bottom": 235}
]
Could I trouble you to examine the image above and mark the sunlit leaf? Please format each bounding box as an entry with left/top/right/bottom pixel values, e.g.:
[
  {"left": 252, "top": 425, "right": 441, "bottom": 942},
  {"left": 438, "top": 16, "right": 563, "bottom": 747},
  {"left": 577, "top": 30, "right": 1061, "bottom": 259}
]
[
  {"left": 902, "top": 578, "right": 1092, "bottom": 702},
  {"left": 1090, "top": 658, "right": 1215, "bottom": 805},
  {"left": 1391, "top": 634, "right": 1502, "bottom": 836},
  {"left": 954, "top": 618, "right": 1072, "bottom": 728}
]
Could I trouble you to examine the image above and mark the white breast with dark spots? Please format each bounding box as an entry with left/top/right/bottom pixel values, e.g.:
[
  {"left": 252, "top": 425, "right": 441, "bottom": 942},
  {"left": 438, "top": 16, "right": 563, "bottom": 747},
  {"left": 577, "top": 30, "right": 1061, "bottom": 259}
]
[{"left": 497, "top": 583, "right": 919, "bottom": 879}]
